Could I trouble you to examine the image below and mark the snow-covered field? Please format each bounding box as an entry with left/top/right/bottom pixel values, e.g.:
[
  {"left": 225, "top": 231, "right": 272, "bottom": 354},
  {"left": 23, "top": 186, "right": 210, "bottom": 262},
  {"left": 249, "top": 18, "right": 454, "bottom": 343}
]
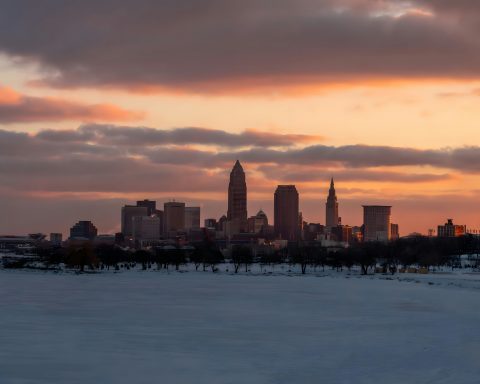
[{"left": 1, "top": 269, "right": 480, "bottom": 384}]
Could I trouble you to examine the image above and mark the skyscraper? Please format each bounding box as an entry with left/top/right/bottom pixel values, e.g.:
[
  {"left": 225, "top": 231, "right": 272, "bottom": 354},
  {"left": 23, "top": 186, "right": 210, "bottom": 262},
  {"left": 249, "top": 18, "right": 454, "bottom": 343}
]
[
  {"left": 164, "top": 201, "right": 186, "bottom": 235},
  {"left": 326, "top": 178, "right": 339, "bottom": 228},
  {"left": 121, "top": 205, "right": 148, "bottom": 237},
  {"left": 274, "top": 185, "right": 300, "bottom": 241},
  {"left": 132, "top": 215, "right": 162, "bottom": 241},
  {"left": 227, "top": 160, "right": 247, "bottom": 234},
  {"left": 185, "top": 207, "right": 201, "bottom": 230},
  {"left": 363, "top": 205, "right": 392, "bottom": 242},
  {"left": 136, "top": 199, "right": 157, "bottom": 216}
]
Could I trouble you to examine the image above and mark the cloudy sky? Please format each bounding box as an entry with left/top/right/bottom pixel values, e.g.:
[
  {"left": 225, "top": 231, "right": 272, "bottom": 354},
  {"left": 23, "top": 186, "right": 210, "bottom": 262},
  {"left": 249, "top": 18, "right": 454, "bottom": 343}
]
[{"left": 1, "top": 0, "right": 480, "bottom": 236}]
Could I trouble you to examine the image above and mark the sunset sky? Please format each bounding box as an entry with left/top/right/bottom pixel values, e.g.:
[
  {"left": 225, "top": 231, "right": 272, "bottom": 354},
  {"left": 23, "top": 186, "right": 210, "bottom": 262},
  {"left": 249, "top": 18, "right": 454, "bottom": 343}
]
[{"left": 2, "top": 0, "right": 480, "bottom": 236}]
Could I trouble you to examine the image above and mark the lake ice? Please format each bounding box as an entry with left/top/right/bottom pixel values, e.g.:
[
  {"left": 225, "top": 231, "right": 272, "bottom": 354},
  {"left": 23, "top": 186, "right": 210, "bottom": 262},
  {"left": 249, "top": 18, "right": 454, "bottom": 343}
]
[{"left": 0, "top": 269, "right": 479, "bottom": 384}]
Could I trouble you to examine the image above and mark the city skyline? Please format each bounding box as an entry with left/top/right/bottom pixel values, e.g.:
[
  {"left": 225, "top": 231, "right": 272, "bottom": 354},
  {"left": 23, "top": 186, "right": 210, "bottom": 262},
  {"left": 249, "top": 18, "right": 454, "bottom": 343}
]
[
  {"left": 64, "top": 164, "right": 388, "bottom": 244},
  {"left": 60, "top": 163, "right": 470, "bottom": 242},
  {"left": 2, "top": 161, "right": 478, "bottom": 238},
  {"left": 3, "top": 153, "right": 479, "bottom": 238},
  {"left": 2, "top": 1, "right": 480, "bottom": 236}
]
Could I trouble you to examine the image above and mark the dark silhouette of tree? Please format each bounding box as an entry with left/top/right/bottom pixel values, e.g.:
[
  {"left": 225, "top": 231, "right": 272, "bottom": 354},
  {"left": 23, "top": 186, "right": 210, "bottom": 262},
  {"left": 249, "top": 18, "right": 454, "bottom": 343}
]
[
  {"left": 154, "top": 248, "right": 169, "bottom": 270},
  {"left": 313, "top": 247, "right": 328, "bottom": 272},
  {"left": 351, "top": 243, "right": 377, "bottom": 275},
  {"left": 134, "top": 249, "right": 152, "bottom": 270},
  {"left": 231, "top": 245, "right": 253, "bottom": 273},
  {"left": 66, "top": 244, "right": 98, "bottom": 272},
  {"left": 190, "top": 230, "right": 223, "bottom": 272},
  {"left": 338, "top": 249, "right": 354, "bottom": 272},
  {"left": 290, "top": 244, "right": 317, "bottom": 274},
  {"left": 204, "top": 248, "right": 224, "bottom": 272},
  {"left": 37, "top": 245, "right": 65, "bottom": 268},
  {"left": 168, "top": 248, "right": 186, "bottom": 271},
  {"left": 95, "top": 244, "right": 126, "bottom": 270},
  {"left": 327, "top": 251, "right": 344, "bottom": 272},
  {"left": 259, "top": 251, "right": 285, "bottom": 273},
  {"left": 190, "top": 247, "right": 204, "bottom": 271}
]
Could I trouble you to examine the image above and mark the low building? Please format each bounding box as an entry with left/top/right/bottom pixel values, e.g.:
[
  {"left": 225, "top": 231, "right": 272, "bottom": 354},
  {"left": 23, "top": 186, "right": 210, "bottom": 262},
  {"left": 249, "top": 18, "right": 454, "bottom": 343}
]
[
  {"left": 69, "top": 221, "right": 97, "bottom": 240},
  {"left": 204, "top": 218, "right": 217, "bottom": 229},
  {"left": 216, "top": 215, "right": 228, "bottom": 238},
  {"left": 303, "top": 223, "right": 324, "bottom": 241},
  {"left": 93, "top": 234, "right": 115, "bottom": 246},
  {"left": 330, "top": 225, "right": 353, "bottom": 244},
  {"left": 247, "top": 210, "right": 269, "bottom": 234},
  {"left": 50, "top": 233, "right": 63, "bottom": 246},
  {"left": 390, "top": 223, "right": 400, "bottom": 241},
  {"left": 438, "top": 219, "right": 466, "bottom": 238}
]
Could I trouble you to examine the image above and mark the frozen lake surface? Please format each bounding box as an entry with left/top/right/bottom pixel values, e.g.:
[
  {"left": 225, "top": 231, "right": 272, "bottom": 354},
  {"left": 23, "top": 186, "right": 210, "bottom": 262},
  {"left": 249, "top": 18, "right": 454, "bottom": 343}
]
[{"left": 1, "top": 269, "right": 479, "bottom": 384}]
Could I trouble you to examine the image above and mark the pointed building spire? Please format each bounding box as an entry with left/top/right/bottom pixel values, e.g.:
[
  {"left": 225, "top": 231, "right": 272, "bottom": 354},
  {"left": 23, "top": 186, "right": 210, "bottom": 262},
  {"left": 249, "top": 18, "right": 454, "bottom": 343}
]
[
  {"left": 234, "top": 159, "right": 242, "bottom": 169},
  {"left": 326, "top": 177, "right": 339, "bottom": 228}
]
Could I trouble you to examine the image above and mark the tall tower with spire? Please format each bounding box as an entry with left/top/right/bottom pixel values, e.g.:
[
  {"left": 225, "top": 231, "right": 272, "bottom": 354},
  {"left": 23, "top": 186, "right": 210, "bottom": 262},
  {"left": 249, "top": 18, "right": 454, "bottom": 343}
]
[
  {"left": 325, "top": 178, "right": 339, "bottom": 228},
  {"left": 227, "top": 160, "right": 247, "bottom": 233}
]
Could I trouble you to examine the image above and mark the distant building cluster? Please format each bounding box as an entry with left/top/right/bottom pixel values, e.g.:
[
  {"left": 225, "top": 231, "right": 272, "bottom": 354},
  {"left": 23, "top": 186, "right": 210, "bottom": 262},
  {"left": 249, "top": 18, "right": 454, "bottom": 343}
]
[
  {"left": 4, "top": 160, "right": 474, "bottom": 253},
  {"left": 62, "top": 160, "right": 403, "bottom": 249},
  {"left": 437, "top": 219, "right": 466, "bottom": 238}
]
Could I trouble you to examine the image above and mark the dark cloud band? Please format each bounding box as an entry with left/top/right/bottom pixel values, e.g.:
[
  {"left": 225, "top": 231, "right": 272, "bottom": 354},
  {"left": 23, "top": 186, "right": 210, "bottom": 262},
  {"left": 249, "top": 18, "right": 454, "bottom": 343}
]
[
  {"left": 0, "top": 0, "right": 479, "bottom": 91},
  {"left": 0, "top": 125, "right": 477, "bottom": 197}
]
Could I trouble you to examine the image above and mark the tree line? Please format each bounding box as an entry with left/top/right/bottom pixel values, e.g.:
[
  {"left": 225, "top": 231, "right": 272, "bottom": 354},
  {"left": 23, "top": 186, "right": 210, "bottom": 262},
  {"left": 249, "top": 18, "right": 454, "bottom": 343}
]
[{"left": 20, "top": 235, "right": 480, "bottom": 274}]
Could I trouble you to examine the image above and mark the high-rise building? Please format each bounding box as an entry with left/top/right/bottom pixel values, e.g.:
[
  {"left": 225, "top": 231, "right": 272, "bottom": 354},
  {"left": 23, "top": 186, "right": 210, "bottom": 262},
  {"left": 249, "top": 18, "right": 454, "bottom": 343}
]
[
  {"left": 69, "top": 221, "right": 98, "bottom": 240},
  {"left": 121, "top": 205, "right": 148, "bottom": 237},
  {"left": 132, "top": 215, "right": 162, "bottom": 241},
  {"left": 185, "top": 207, "right": 201, "bottom": 230},
  {"left": 154, "top": 210, "right": 164, "bottom": 233},
  {"left": 136, "top": 199, "right": 157, "bottom": 215},
  {"left": 437, "top": 219, "right": 466, "bottom": 238},
  {"left": 164, "top": 201, "right": 186, "bottom": 235},
  {"left": 363, "top": 206, "right": 392, "bottom": 242},
  {"left": 274, "top": 185, "right": 300, "bottom": 241},
  {"left": 227, "top": 160, "right": 247, "bottom": 234},
  {"left": 326, "top": 178, "right": 339, "bottom": 228}
]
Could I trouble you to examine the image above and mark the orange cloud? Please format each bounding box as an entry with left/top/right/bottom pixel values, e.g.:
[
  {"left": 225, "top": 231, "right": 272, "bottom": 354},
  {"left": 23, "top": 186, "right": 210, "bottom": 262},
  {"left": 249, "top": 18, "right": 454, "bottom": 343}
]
[
  {"left": 0, "top": 86, "right": 21, "bottom": 105},
  {"left": 65, "top": 75, "right": 480, "bottom": 98},
  {"left": 0, "top": 86, "right": 144, "bottom": 123}
]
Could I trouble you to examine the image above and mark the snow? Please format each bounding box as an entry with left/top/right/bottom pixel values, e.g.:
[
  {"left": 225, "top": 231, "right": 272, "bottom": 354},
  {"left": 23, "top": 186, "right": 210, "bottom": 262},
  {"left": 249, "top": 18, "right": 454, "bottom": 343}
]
[{"left": 1, "top": 269, "right": 480, "bottom": 384}]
